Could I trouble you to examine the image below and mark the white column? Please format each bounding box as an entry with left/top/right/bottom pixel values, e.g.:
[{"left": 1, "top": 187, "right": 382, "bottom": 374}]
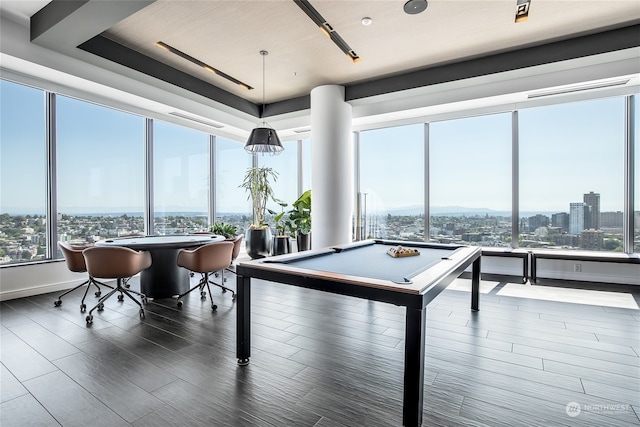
[{"left": 310, "top": 85, "right": 353, "bottom": 248}]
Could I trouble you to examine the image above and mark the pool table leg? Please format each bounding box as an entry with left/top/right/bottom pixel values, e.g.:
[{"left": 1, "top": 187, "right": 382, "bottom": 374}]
[
  {"left": 403, "top": 306, "right": 426, "bottom": 426},
  {"left": 471, "top": 256, "right": 481, "bottom": 311},
  {"left": 237, "top": 274, "right": 251, "bottom": 366}
]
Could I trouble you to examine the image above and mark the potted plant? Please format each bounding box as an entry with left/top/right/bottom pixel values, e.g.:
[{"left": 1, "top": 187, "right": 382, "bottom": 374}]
[
  {"left": 270, "top": 200, "right": 292, "bottom": 255},
  {"left": 288, "top": 189, "right": 311, "bottom": 251},
  {"left": 210, "top": 222, "right": 238, "bottom": 240},
  {"left": 239, "top": 166, "right": 279, "bottom": 258}
]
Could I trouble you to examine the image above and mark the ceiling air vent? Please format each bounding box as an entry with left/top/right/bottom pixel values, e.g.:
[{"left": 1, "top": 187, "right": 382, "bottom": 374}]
[
  {"left": 527, "top": 78, "right": 630, "bottom": 99},
  {"left": 169, "top": 112, "right": 224, "bottom": 129}
]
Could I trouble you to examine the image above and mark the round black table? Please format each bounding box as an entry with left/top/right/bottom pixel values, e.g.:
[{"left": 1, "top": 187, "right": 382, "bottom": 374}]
[{"left": 95, "top": 234, "right": 224, "bottom": 299}]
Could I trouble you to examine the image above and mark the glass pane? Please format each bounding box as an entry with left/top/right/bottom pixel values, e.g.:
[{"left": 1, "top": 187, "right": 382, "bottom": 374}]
[
  {"left": 258, "top": 140, "right": 298, "bottom": 228},
  {"left": 635, "top": 95, "right": 639, "bottom": 253},
  {"left": 153, "top": 120, "right": 208, "bottom": 234},
  {"left": 216, "top": 137, "right": 252, "bottom": 232},
  {"left": 57, "top": 96, "right": 145, "bottom": 245},
  {"left": 0, "top": 80, "right": 46, "bottom": 264},
  {"left": 359, "top": 124, "right": 424, "bottom": 241},
  {"left": 430, "top": 114, "right": 512, "bottom": 247},
  {"left": 520, "top": 98, "right": 625, "bottom": 251}
]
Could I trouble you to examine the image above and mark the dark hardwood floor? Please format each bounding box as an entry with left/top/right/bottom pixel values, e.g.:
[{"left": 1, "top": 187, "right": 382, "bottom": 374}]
[{"left": 1, "top": 273, "right": 638, "bottom": 426}]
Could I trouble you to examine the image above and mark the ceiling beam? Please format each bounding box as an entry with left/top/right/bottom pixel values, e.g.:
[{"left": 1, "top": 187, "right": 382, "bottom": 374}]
[
  {"left": 345, "top": 24, "right": 640, "bottom": 101},
  {"left": 79, "top": 35, "right": 259, "bottom": 117},
  {"left": 30, "top": 0, "right": 154, "bottom": 50}
]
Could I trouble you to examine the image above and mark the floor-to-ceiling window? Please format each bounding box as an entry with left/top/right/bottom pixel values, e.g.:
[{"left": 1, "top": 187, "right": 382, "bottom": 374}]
[
  {"left": 429, "top": 113, "right": 512, "bottom": 246},
  {"left": 56, "top": 95, "right": 145, "bottom": 245},
  {"left": 215, "top": 137, "right": 252, "bottom": 232},
  {"left": 153, "top": 120, "right": 208, "bottom": 234},
  {"left": 519, "top": 98, "right": 625, "bottom": 251},
  {"left": 2, "top": 76, "right": 638, "bottom": 270},
  {"left": 359, "top": 124, "right": 424, "bottom": 241},
  {"left": 0, "top": 80, "right": 46, "bottom": 264}
]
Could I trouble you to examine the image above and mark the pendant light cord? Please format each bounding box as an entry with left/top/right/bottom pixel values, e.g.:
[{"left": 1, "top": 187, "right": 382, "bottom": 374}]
[{"left": 260, "top": 50, "right": 268, "bottom": 120}]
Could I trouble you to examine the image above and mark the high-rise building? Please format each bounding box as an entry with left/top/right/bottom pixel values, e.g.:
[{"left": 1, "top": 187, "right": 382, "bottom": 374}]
[
  {"left": 569, "top": 202, "right": 585, "bottom": 235},
  {"left": 583, "top": 191, "right": 601, "bottom": 230}
]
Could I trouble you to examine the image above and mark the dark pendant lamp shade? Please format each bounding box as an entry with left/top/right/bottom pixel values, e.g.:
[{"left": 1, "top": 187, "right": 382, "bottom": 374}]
[
  {"left": 244, "top": 126, "right": 283, "bottom": 153},
  {"left": 245, "top": 50, "right": 283, "bottom": 154}
]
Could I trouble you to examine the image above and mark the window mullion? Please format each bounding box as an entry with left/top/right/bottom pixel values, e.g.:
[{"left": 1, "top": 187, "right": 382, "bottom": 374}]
[{"left": 46, "top": 92, "right": 58, "bottom": 259}]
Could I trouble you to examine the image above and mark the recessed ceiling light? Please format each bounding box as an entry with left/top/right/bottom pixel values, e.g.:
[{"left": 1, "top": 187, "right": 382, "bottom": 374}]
[
  {"left": 361, "top": 17, "right": 372, "bottom": 26},
  {"left": 403, "top": 0, "right": 428, "bottom": 15}
]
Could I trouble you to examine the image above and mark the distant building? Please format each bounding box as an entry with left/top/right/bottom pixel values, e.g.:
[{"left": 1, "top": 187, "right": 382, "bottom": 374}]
[
  {"left": 581, "top": 229, "right": 604, "bottom": 250},
  {"left": 551, "top": 212, "right": 569, "bottom": 232},
  {"left": 569, "top": 202, "right": 585, "bottom": 235},
  {"left": 583, "top": 191, "right": 600, "bottom": 230},
  {"left": 461, "top": 232, "right": 482, "bottom": 242},
  {"left": 550, "top": 233, "right": 580, "bottom": 247},
  {"left": 528, "top": 214, "right": 549, "bottom": 232},
  {"left": 601, "top": 211, "right": 623, "bottom": 228}
]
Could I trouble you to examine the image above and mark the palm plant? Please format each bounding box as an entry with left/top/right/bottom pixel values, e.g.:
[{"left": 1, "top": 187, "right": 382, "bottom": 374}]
[{"left": 239, "top": 166, "right": 279, "bottom": 229}]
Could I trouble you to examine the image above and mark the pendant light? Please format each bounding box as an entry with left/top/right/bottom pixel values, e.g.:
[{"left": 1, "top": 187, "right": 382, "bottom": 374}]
[{"left": 244, "top": 50, "right": 283, "bottom": 154}]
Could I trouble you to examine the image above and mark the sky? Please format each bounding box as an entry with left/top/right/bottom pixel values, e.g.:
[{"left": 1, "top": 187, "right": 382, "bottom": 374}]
[{"left": 1, "top": 79, "right": 638, "bottom": 216}]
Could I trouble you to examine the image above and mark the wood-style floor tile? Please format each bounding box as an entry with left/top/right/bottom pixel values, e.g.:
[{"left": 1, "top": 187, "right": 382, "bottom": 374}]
[{"left": 1, "top": 277, "right": 638, "bottom": 426}]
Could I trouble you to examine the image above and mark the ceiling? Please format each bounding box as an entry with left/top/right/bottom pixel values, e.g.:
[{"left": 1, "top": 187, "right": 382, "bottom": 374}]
[
  {"left": 100, "top": 0, "right": 639, "bottom": 105},
  {"left": 1, "top": 0, "right": 639, "bottom": 137}
]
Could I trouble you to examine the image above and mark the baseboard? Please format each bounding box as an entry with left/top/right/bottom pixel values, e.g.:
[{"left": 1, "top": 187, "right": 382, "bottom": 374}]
[{"left": 0, "top": 280, "right": 83, "bottom": 302}]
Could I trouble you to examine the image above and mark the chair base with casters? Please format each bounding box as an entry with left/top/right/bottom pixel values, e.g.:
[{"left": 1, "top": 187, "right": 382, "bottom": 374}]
[
  {"left": 54, "top": 276, "right": 113, "bottom": 313},
  {"left": 175, "top": 272, "right": 217, "bottom": 310},
  {"left": 176, "top": 241, "right": 234, "bottom": 312},
  {"left": 85, "top": 277, "right": 148, "bottom": 325},
  {"left": 82, "top": 245, "right": 152, "bottom": 325},
  {"left": 212, "top": 269, "right": 236, "bottom": 300},
  {"left": 57, "top": 241, "right": 115, "bottom": 312}
]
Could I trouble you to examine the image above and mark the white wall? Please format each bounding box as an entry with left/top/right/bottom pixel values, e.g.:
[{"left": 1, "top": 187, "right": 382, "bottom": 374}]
[{"left": 0, "top": 261, "right": 87, "bottom": 301}]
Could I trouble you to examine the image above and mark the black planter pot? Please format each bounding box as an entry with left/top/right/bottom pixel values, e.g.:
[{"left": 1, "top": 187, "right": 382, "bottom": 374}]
[
  {"left": 245, "top": 227, "right": 272, "bottom": 259},
  {"left": 296, "top": 232, "right": 311, "bottom": 252},
  {"left": 271, "top": 236, "right": 292, "bottom": 256}
]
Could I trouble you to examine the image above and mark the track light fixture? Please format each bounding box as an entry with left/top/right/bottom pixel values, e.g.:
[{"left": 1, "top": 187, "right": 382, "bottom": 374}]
[
  {"left": 293, "top": 0, "right": 360, "bottom": 63},
  {"left": 156, "top": 41, "right": 253, "bottom": 90}
]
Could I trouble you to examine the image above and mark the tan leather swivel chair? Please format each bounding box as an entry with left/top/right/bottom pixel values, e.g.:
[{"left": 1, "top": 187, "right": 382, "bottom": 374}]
[
  {"left": 56, "top": 242, "right": 112, "bottom": 312},
  {"left": 176, "top": 241, "right": 234, "bottom": 310},
  {"left": 82, "top": 246, "right": 152, "bottom": 325}
]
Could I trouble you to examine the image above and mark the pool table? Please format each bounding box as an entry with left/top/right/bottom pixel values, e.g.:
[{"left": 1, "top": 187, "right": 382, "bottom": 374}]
[{"left": 235, "top": 239, "right": 482, "bottom": 427}]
